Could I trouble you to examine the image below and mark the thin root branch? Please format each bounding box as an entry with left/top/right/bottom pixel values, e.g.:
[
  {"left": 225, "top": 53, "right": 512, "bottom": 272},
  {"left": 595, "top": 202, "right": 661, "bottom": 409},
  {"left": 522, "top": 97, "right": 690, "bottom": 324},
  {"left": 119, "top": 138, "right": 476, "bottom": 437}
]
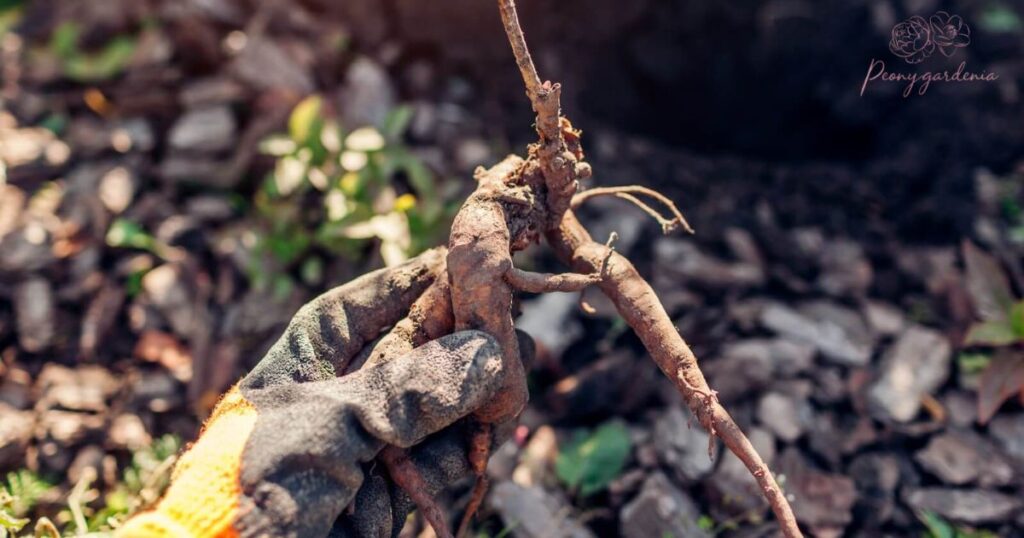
[
  {"left": 456, "top": 424, "right": 494, "bottom": 538},
  {"left": 572, "top": 186, "right": 695, "bottom": 234},
  {"left": 505, "top": 267, "right": 603, "bottom": 293},
  {"left": 380, "top": 446, "right": 453, "bottom": 538}
]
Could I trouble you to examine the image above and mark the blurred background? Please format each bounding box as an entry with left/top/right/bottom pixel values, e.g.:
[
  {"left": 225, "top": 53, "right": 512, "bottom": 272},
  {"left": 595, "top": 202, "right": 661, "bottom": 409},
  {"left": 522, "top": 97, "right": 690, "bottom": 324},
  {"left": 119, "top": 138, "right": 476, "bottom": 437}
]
[{"left": 1, "top": 0, "right": 1024, "bottom": 536}]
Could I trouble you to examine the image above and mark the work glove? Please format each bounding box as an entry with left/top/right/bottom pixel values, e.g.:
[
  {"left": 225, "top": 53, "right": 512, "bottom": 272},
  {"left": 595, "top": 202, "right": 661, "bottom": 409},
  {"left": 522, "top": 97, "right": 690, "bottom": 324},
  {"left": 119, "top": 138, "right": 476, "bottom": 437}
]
[{"left": 117, "top": 248, "right": 510, "bottom": 538}]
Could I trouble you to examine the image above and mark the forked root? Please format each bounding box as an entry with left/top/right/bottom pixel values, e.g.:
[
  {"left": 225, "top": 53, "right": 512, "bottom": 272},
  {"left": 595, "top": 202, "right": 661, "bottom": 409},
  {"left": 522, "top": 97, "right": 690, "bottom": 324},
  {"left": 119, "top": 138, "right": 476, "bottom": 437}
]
[{"left": 572, "top": 185, "right": 695, "bottom": 234}]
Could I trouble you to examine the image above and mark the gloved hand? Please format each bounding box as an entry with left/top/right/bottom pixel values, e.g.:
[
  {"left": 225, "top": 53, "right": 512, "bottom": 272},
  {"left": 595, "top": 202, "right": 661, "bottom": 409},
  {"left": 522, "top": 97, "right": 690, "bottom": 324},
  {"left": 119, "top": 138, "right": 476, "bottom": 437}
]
[{"left": 117, "top": 248, "right": 510, "bottom": 538}]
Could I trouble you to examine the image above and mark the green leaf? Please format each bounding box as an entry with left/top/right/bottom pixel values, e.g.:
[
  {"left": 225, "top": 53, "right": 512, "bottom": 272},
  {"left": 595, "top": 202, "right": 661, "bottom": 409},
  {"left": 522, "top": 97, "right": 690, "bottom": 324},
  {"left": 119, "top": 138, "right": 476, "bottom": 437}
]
[
  {"left": 919, "top": 510, "right": 955, "bottom": 538},
  {"left": 0, "top": 508, "right": 28, "bottom": 533},
  {"left": 382, "top": 105, "right": 414, "bottom": 140},
  {"left": 63, "top": 35, "right": 138, "bottom": 82},
  {"left": 50, "top": 22, "right": 80, "bottom": 58},
  {"left": 288, "top": 95, "right": 324, "bottom": 147},
  {"left": 979, "top": 4, "right": 1023, "bottom": 33},
  {"left": 964, "top": 320, "right": 1019, "bottom": 346},
  {"left": 2, "top": 470, "right": 54, "bottom": 518},
  {"left": 555, "top": 420, "right": 632, "bottom": 497},
  {"left": 1011, "top": 301, "right": 1024, "bottom": 338},
  {"left": 106, "top": 219, "right": 156, "bottom": 252},
  {"left": 958, "top": 352, "right": 991, "bottom": 376},
  {"left": 0, "top": 0, "right": 26, "bottom": 12}
]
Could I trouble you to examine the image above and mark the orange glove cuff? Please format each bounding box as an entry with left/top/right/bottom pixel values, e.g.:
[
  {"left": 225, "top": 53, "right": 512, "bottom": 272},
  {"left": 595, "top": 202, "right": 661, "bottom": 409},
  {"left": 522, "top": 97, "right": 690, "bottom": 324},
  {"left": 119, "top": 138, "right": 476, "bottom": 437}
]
[{"left": 116, "top": 387, "right": 256, "bottom": 538}]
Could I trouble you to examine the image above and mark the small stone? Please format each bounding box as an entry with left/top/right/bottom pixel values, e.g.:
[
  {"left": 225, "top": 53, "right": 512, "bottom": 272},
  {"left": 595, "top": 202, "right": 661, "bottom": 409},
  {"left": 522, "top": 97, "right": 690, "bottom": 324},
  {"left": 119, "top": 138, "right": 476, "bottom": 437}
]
[
  {"left": 704, "top": 343, "right": 773, "bottom": 402},
  {"left": 942, "top": 391, "right": 977, "bottom": 428},
  {"left": 0, "top": 403, "right": 33, "bottom": 468},
  {"left": 229, "top": 37, "right": 313, "bottom": 92},
  {"left": 168, "top": 106, "right": 236, "bottom": 153},
  {"left": 989, "top": 413, "right": 1024, "bottom": 462},
  {"left": 914, "top": 429, "right": 1014, "bottom": 487},
  {"left": 159, "top": 156, "right": 229, "bottom": 188},
  {"left": 511, "top": 425, "right": 557, "bottom": 487},
  {"left": 718, "top": 338, "right": 815, "bottom": 381},
  {"left": 134, "top": 330, "right": 193, "bottom": 382},
  {"left": 38, "top": 409, "right": 102, "bottom": 446},
  {"left": 142, "top": 264, "right": 197, "bottom": 337},
  {"left": 761, "top": 302, "right": 873, "bottom": 366},
  {"left": 489, "top": 482, "right": 595, "bottom": 538},
  {"left": 757, "top": 392, "right": 812, "bottom": 442},
  {"left": 454, "top": 138, "right": 492, "bottom": 171},
  {"left": 185, "top": 196, "right": 236, "bottom": 222},
  {"left": 97, "top": 166, "right": 136, "bottom": 214},
  {"left": 0, "top": 227, "right": 53, "bottom": 274},
  {"left": 807, "top": 413, "right": 877, "bottom": 467},
  {"left": 338, "top": 57, "right": 396, "bottom": 128},
  {"left": 36, "top": 365, "right": 118, "bottom": 412},
  {"left": 777, "top": 448, "right": 857, "bottom": 528},
  {"left": 902, "top": 487, "right": 1022, "bottom": 524},
  {"left": 653, "top": 406, "right": 715, "bottom": 482},
  {"left": 68, "top": 445, "right": 104, "bottom": 485},
  {"left": 848, "top": 453, "right": 901, "bottom": 527},
  {"left": 180, "top": 76, "right": 246, "bottom": 108},
  {"left": 864, "top": 300, "right": 906, "bottom": 336},
  {"left": 131, "top": 372, "right": 182, "bottom": 413},
  {"left": 14, "top": 277, "right": 55, "bottom": 352},
  {"left": 811, "top": 367, "right": 847, "bottom": 405},
  {"left": 895, "top": 247, "right": 958, "bottom": 295},
  {"left": 0, "top": 367, "right": 32, "bottom": 409},
  {"left": 769, "top": 338, "right": 816, "bottom": 377},
  {"left": 723, "top": 227, "right": 764, "bottom": 267},
  {"left": 620, "top": 472, "right": 711, "bottom": 538},
  {"left": 0, "top": 185, "right": 25, "bottom": 240},
  {"left": 655, "top": 239, "right": 764, "bottom": 290},
  {"left": 867, "top": 326, "right": 951, "bottom": 422},
  {"left": 816, "top": 239, "right": 872, "bottom": 297},
  {"left": 108, "top": 414, "right": 152, "bottom": 451},
  {"left": 114, "top": 118, "right": 156, "bottom": 153},
  {"left": 518, "top": 292, "right": 582, "bottom": 360}
]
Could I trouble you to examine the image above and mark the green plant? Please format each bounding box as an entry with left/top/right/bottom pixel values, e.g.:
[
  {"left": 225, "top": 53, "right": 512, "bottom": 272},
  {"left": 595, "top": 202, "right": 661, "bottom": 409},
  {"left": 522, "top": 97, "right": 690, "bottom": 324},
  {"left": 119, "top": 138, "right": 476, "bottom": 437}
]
[
  {"left": 979, "top": 3, "right": 1023, "bottom": 34},
  {"left": 82, "top": 434, "right": 181, "bottom": 532},
  {"left": 47, "top": 22, "right": 139, "bottom": 82},
  {"left": 554, "top": 420, "right": 632, "bottom": 497},
  {"left": 250, "top": 95, "right": 453, "bottom": 294},
  {"left": 0, "top": 471, "right": 55, "bottom": 538},
  {"left": 961, "top": 240, "right": 1024, "bottom": 423}
]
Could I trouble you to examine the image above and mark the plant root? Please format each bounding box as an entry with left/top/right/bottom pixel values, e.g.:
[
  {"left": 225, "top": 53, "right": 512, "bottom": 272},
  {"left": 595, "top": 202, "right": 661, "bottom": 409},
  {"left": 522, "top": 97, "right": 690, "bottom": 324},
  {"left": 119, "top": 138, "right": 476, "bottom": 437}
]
[
  {"left": 455, "top": 423, "right": 493, "bottom": 538},
  {"left": 572, "top": 185, "right": 695, "bottom": 234},
  {"left": 380, "top": 445, "right": 453, "bottom": 538},
  {"left": 545, "top": 211, "right": 802, "bottom": 538},
  {"left": 367, "top": 4, "right": 802, "bottom": 538}
]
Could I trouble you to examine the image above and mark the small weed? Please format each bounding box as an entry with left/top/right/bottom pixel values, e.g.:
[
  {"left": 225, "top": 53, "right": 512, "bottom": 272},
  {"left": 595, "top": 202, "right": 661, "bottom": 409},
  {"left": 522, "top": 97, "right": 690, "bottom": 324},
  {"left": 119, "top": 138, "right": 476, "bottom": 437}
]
[
  {"left": 555, "top": 420, "right": 632, "bottom": 497},
  {"left": 249, "top": 94, "right": 454, "bottom": 294}
]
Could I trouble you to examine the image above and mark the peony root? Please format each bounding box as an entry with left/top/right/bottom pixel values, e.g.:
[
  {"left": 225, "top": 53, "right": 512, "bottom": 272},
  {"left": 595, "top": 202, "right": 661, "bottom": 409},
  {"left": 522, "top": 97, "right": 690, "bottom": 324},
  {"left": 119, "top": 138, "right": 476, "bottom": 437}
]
[{"left": 366, "top": 2, "right": 804, "bottom": 537}]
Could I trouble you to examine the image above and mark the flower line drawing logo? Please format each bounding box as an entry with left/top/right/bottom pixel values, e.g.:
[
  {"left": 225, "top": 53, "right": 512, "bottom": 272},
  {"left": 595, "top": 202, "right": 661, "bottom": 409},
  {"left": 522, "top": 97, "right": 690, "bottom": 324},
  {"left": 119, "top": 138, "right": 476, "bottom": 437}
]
[{"left": 889, "top": 11, "right": 971, "bottom": 64}]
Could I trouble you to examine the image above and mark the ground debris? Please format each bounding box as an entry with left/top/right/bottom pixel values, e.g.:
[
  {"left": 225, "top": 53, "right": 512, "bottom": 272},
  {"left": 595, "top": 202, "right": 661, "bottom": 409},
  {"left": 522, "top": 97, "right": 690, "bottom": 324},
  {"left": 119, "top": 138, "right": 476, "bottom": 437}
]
[
  {"left": 867, "top": 325, "right": 951, "bottom": 422},
  {"left": 619, "top": 472, "right": 710, "bottom": 538}
]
